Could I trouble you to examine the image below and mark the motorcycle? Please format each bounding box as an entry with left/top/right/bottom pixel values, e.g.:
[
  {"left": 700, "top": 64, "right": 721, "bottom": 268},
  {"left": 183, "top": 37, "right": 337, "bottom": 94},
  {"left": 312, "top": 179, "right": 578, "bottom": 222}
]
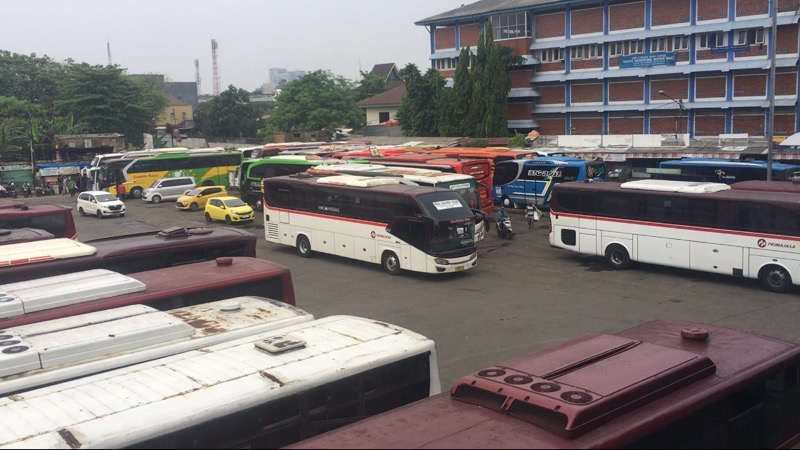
[
  {"left": 22, "top": 183, "right": 32, "bottom": 198},
  {"left": 8, "top": 183, "right": 17, "bottom": 198},
  {"left": 35, "top": 184, "right": 55, "bottom": 196},
  {"left": 496, "top": 216, "right": 513, "bottom": 240}
]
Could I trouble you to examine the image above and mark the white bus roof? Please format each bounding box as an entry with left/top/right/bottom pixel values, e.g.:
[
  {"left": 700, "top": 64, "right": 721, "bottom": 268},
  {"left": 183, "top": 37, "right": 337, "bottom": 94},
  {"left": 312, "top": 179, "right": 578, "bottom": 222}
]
[
  {"left": 0, "top": 239, "right": 96, "bottom": 268},
  {"left": 316, "top": 175, "right": 402, "bottom": 187},
  {"left": 316, "top": 164, "right": 474, "bottom": 185},
  {"left": 620, "top": 179, "right": 731, "bottom": 193},
  {"left": 0, "top": 269, "right": 145, "bottom": 320},
  {"left": 0, "top": 296, "right": 313, "bottom": 396},
  {"left": 0, "top": 315, "right": 439, "bottom": 448}
]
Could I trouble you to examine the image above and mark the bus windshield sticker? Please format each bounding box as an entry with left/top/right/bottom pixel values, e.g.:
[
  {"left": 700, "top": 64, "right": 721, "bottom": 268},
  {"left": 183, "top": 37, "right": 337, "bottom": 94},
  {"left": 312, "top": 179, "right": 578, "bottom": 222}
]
[
  {"left": 433, "top": 200, "right": 462, "bottom": 210},
  {"left": 449, "top": 183, "right": 471, "bottom": 190}
]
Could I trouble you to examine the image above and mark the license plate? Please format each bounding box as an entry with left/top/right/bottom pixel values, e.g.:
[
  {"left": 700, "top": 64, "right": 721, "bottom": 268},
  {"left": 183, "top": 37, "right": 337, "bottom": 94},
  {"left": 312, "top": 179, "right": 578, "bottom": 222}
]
[{"left": 455, "top": 265, "right": 464, "bottom": 271}]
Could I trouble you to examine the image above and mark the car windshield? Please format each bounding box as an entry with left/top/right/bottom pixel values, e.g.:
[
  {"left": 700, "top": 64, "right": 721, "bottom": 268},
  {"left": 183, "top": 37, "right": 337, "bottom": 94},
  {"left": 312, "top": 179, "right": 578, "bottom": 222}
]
[
  {"left": 184, "top": 189, "right": 200, "bottom": 196},
  {"left": 95, "top": 194, "right": 117, "bottom": 202},
  {"left": 224, "top": 198, "right": 247, "bottom": 207}
]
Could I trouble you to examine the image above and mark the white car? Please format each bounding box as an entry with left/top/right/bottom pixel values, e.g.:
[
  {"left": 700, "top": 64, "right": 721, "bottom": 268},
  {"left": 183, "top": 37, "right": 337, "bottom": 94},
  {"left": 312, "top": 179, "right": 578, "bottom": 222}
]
[{"left": 77, "top": 191, "right": 126, "bottom": 219}]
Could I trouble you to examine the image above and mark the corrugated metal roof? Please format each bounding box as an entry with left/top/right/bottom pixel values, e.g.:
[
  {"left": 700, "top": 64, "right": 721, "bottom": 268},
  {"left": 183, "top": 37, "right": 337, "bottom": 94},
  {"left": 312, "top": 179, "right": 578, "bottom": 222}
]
[{"left": 417, "top": 0, "right": 554, "bottom": 25}]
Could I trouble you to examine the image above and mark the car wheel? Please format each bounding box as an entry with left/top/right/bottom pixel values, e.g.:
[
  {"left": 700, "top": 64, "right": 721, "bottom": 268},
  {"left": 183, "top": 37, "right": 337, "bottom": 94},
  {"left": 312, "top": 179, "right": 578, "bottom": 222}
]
[
  {"left": 205, "top": 212, "right": 212, "bottom": 223},
  {"left": 152, "top": 195, "right": 161, "bottom": 204},
  {"left": 120, "top": 213, "right": 125, "bottom": 217},
  {"left": 131, "top": 187, "right": 143, "bottom": 199},
  {"left": 296, "top": 235, "right": 312, "bottom": 258},
  {"left": 605, "top": 244, "right": 631, "bottom": 270},
  {"left": 190, "top": 202, "right": 199, "bottom": 211},
  {"left": 96, "top": 210, "right": 103, "bottom": 219},
  {"left": 79, "top": 207, "right": 85, "bottom": 216},
  {"left": 225, "top": 215, "right": 232, "bottom": 225},
  {"left": 381, "top": 251, "right": 402, "bottom": 275},
  {"left": 759, "top": 265, "right": 793, "bottom": 293}
]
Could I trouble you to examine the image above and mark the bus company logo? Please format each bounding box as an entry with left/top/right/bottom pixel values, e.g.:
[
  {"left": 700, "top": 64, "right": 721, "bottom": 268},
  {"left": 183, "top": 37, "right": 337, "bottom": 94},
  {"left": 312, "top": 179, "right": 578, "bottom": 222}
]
[
  {"left": 370, "top": 231, "right": 392, "bottom": 239},
  {"left": 527, "top": 169, "right": 562, "bottom": 178},
  {"left": 758, "top": 239, "right": 795, "bottom": 249}
]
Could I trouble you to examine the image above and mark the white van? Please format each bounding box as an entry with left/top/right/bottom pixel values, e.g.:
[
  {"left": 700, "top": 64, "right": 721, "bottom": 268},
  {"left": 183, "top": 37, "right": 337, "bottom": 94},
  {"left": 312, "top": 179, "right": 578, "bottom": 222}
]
[{"left": 141, "top": 177, "right": 196, "bottom": 204}]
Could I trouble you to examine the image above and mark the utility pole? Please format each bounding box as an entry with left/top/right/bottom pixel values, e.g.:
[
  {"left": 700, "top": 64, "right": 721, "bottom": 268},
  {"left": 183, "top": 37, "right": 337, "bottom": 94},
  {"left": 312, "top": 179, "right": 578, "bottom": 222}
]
[{"left": 659, "top": 90, "right": 687, "bottom": 141}]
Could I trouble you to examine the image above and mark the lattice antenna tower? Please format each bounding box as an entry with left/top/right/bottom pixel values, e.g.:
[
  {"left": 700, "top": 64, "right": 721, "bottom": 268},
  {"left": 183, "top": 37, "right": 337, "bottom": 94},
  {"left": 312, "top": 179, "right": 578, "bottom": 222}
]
[
  {"left": 107, "top": 41, "right": 112, "bottom": 66},
  {"left": 194, "top": 59, "right": 202, "bottom": 96},
  {"left": 211, "top": 39, "right": 220, "bottom": 96}
]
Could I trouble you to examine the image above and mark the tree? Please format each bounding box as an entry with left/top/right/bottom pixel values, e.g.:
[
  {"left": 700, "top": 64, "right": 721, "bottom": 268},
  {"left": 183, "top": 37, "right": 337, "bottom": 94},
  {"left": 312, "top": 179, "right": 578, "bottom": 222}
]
[
  {"left": 355, "top": 70, "right": 387, "bottom": 101},
  {"left": 0, "top": 51, "right": 64, "bottom": 112},
  {"left": 55, "top": 63, "right": 168, "bottom": 148},
  {"left": 194, "top": 85, "right": 261, "bottom": 139},
  {"left": 396, "top": 64, "right": 446, "bottom": 136},
  {"left": 445, "top": 47, "right": 474, "bottom": 136},
  {"left": 260, "top": 70, "right": 364, "bottom": 140},
  {"left": 470, "top": 20, "right": 511, "bottom": 138}
]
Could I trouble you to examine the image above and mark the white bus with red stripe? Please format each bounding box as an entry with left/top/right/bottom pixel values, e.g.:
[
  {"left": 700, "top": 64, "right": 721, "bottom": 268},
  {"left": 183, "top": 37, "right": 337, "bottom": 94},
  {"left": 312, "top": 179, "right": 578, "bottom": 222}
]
[
  {"left": 549, "top": 179, "right": 800, "bottom": 293},
  {"left": 262, "top": 173, "right": 479, "bottom": 275}
]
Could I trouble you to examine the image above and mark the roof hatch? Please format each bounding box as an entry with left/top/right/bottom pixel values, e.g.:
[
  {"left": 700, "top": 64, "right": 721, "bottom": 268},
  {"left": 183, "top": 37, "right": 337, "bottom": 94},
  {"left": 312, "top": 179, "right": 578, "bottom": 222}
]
[
  {"left": 450, "top": 332, "right": 716, "bottom": 439},
  {"left": 316, "top": 175, "right": 401, "bottom": 187}
]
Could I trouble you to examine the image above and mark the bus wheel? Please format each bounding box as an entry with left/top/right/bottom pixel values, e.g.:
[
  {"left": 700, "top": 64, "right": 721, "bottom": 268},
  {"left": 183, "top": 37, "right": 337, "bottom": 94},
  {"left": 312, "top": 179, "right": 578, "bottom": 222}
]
[
  {"left": 759, "top": 265, "right": 793, "bottom": 293},
  {"left": 605, "top": 244, "right": 631, "bottom": 270},
  {"left": 382, "top": 251, "right": 402, "bottom": 275},
  {"left": 131, "top": 187, "right": 143, "bottom": 199},
  {"left": 296, "top": 235, "right": 312, "bottom": 258},
  {"left": 202, "top": 180, "right": 215, "bottom": 186}
]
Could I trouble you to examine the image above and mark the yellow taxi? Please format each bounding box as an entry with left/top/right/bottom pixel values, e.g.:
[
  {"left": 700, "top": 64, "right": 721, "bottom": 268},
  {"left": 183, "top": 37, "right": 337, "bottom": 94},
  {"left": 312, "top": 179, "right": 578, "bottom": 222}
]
[
  {"left": 204, "top": 196, "right": 255, "bottom": 224},
  {"left": 175, "top": 186, "right": 228, "bottom": 211}
]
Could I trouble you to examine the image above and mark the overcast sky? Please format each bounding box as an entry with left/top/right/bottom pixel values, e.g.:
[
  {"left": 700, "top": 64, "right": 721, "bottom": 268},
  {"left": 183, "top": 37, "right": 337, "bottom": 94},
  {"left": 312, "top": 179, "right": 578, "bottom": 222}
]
[{"left": 1, "top": 0, "right": 469, "bottom": 93}]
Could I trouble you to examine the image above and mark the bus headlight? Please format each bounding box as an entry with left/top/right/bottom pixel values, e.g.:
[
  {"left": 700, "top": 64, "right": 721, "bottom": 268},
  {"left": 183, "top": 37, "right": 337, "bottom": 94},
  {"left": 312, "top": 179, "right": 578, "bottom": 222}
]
[{"left": 434, "top": 258, "right": 448, "bottom": 265}]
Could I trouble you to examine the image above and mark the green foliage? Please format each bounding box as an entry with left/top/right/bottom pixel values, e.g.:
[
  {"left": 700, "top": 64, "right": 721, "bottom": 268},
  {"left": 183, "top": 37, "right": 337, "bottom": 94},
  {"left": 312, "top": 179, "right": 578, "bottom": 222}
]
[
  {"left": 260, "top": 70, "right": 364, "bottom": 140},
  {"left": 55, "top": 63, "right": 168, "bottom": 148},
  {"left": 396, "top": 64, "right": 446, "bottom": 137},
  {"left": 194, "top": 85, "right": 261, "bottom": 138},
  {"left": 0, "top": 51, "right": 64, "bottom": 111},
  {"left": 508, "top": 133, "right": 527, "bottom": 148},
  {"left": 356, "top": 71, "right": 387, "bottom": 101}
]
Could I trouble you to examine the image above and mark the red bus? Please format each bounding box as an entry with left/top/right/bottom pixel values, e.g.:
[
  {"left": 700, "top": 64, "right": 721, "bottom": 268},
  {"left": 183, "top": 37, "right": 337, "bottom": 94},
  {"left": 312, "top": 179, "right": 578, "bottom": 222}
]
[
  {"left": 290, "top": 320, "right": 800, "bottom": 449},
  {"left": 0, "top": 226, "right": 257, "bottom": 283},
  {"left": 339, "top": 153, "right": 494, "bottom": 214},
  {"left": 0, "top": 256, "right": 297, "bottom": 329},
  {"left": 422, "top": 147, "right": 540, "bottom": 169},
  {"left": 0, "top": 201, "right": 77, "bottom": 239}
]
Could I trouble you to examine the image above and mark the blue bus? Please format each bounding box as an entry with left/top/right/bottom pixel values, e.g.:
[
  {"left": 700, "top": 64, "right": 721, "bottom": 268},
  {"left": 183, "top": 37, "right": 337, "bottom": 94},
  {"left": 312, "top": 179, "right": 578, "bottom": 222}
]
[
  {"left": 657, "top": 158, "right": 800, "bottom": 184},
  {"left": 492, "top": 157, "right": 606, "bottom": 208}
]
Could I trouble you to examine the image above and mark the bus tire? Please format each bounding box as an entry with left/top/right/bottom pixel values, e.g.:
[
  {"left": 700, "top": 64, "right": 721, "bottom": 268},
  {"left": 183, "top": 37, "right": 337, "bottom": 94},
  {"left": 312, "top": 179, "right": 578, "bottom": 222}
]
[
  {"left": 151, "top": 195, "right": 161, "bottom": 204},
  {"left": 131, "top": 187, "right": 143, "bottom": 199},
  {"left": 296, "top": 235, "right": 312, "bottom": 258},
  {"left": 605, "top": 244, "right": 631, "bottom": 270},
  {"left": 190, "top": 202, "right": 199, "bottom": 211},
  {"left": 381, "top": 251, "right": 402, "bottom": 275},
  {"left": 202, "top": 180, "right": 215, "bottom": 186},
  {"left": 759, "top": 265, "right": 793, "bottom": 293}
]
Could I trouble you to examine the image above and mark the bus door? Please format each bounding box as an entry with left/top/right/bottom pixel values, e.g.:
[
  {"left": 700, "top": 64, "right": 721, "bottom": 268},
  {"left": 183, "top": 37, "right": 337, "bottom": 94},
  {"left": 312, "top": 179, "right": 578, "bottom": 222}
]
[{"left": 387, "top": 216, "right": 428, "bottom": 272}]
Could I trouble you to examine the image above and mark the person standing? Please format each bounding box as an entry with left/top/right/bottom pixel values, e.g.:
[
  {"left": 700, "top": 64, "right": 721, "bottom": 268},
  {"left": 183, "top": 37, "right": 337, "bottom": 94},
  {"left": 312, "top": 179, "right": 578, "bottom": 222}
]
[
  {"left": 61, "top": 176, "right": 68, "bottom": 196},
  {"left": 116, "top": 180, "right": 126, "bottom": 202},
  {"left": 67, "top": 177, "right": 77, "bottom": 197}
]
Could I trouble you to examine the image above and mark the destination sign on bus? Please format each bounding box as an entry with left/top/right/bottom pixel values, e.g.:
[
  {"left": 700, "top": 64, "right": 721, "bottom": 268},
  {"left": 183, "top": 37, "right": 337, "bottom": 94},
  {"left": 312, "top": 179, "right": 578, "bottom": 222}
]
[{"left": 432, "top": 199, "right": 462, "bottom": 210}]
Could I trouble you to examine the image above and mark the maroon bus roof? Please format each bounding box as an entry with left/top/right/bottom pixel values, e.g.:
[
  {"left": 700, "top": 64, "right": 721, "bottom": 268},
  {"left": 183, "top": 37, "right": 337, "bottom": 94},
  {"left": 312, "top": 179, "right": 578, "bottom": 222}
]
[
  {"left": 0, "top": 256, "right": 296, "bottom": 328},
  {"left": 289, "top": 320, "right": 800, "bottom": 449},
  {"left": 0, "top": 228, "right": 54, "bottom": 245},
  {"left": 730, "top": 180, "right": 800, "bottom": 193},
  {"left": 0, "top": 226, "right": 257, "bottom": 283}
]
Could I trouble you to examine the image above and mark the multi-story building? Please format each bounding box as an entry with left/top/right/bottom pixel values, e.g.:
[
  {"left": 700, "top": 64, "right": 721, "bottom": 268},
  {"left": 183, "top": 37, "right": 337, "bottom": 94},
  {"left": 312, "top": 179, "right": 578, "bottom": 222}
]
[{"left": 416, "top": 0, "right": 800, "bottom": 138}]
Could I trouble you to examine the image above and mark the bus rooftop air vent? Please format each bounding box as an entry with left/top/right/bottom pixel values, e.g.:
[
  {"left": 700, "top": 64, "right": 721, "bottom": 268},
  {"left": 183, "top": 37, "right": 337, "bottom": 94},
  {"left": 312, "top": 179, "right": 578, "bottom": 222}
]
[
  {"left": 451, "top": 333, "right": 716, "bottom": 439},
  {"left": 156, "top": 227, "right": 191, "bottom": 238}
]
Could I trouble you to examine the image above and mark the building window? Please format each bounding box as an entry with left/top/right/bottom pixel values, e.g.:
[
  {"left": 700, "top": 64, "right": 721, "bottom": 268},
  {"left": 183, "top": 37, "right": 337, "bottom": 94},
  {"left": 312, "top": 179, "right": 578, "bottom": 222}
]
[
  {"left": 570, "top": 46, "right": 585, "bottom": 60},
  {"left": 651, "top": 37, "right": 667, "bottom": 52},
  {"left": 673, "top": 36, "right": 690, "bottom": 50},
  {"left": 628, "top": 40, "right": 644, "bottom": 54},
  {"left": 587, "top": 44, "right": 603, "bottom": 59},
  {"left": 609, "top": 42, "right": 624, "bottom": 56},
  {"left": 539, "top": 48, "right": 564, "bottom": 63},
  {"left": 698, "top": 32, "right": 725, "bottom": 49},
  {"left": 492, "top": 12, "right": 528, "bottom": 40},
  {"left": 435, "top": 58, "right": 462, "bottom": 70},
  {"left": 735, "top": 28, "right": 765, "bottom": 45}
]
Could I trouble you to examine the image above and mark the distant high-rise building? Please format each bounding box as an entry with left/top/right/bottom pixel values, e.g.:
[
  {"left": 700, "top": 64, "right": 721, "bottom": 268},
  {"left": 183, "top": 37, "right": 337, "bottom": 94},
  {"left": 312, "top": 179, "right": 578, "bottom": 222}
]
[{"left": 268, "top": 67, "right": 307, "bottom": 87}]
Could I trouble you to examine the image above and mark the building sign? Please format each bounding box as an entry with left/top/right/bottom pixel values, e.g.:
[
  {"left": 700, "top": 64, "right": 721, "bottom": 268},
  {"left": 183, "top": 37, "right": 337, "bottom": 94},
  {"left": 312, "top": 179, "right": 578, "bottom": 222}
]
[
  {"left": 710, "top": 45, "right": 749, "bottom": 54},
  {"left": 619, "top": 52, "right": 676, "bottom": 69}
]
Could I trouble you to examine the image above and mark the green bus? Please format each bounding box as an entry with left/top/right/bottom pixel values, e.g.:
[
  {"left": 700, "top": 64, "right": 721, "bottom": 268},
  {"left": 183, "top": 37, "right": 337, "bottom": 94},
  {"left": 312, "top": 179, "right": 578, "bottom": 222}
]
[
  {"left": 102, "top": 151, "right": 243, "bottom": 199},
  {"left": 236, "top": 155, "right": 366, "bottom": 210}
]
